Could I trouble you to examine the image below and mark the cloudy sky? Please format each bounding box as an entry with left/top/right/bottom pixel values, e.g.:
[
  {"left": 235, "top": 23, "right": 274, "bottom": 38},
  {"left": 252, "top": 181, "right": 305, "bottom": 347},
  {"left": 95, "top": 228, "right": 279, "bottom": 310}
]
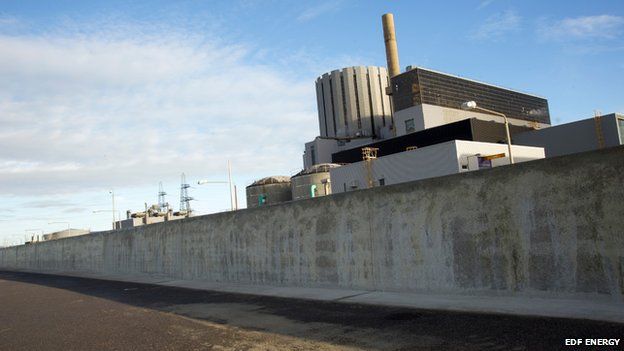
[{"left": 0, "top": 0, "right": 622, "bottom": 245}]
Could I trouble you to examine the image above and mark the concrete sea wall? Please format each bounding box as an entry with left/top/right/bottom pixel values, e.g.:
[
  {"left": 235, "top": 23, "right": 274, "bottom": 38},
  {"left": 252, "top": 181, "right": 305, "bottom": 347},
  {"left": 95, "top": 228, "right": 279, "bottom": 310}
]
[{"left": 1, "top": 146, "right": 623, "bottom": 317}]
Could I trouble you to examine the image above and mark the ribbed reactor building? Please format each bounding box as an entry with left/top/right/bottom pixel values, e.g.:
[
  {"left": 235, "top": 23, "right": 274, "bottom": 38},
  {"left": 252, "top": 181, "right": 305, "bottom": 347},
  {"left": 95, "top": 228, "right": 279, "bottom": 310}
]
[{"left": 315, "top": 66, "right": 393, "bottom": 139}]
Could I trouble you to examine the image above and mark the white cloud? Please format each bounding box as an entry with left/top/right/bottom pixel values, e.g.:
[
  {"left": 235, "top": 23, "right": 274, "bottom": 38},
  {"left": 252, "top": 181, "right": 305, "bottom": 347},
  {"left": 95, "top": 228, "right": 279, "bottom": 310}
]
[
  {"left": 538, "top": 15, "right": 624, "bottom": 41},
  {"left": 297, "top": 1, "right": 343, "bottom": 22},
  {"left": 22, "top": 200, "right": 77, "bottom": 208},
  {"left": 477, "top": 0, "right": 496, "bottom": 10},
  {"left": 0, "top": 22, "right": 319, "bottom": 196},
  {"left": 471, "top": 10, "right": 521, "bottom": 41},
  {"left": 0, "top": 14, "right": 19, "bottom": 27}
]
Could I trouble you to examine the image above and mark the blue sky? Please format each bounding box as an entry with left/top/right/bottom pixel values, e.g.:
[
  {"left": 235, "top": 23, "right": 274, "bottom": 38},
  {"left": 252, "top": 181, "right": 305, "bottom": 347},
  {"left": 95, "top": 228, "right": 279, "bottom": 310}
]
[{"left": 0, "top": 0, "right": 622, "bottom": 244}]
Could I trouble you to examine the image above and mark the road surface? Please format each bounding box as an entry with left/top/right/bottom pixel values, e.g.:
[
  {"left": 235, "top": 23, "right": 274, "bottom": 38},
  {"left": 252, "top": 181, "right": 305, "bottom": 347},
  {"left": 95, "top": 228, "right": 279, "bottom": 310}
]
[{"left": 0, "top": 271, "right": 622, "bottom": 350}]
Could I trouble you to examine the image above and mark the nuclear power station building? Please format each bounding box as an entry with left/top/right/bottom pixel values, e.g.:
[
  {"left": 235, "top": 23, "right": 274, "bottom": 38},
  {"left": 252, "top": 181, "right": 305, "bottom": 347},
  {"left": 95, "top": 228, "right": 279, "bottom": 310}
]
[
  {"left": 249, "top": 12, "right": 622, "bottom": 206},
  {"left": 300, "top": 16, "right": 554, "bottom": 194},
  {"left": 303, "top": 66, "right": 393, "bottom": 169},
  {"left": 390, "top": 66, "right": 551, "bottom": 134},
  {"left": 315, "top": 66, "right": 393, "bottom": 139}
]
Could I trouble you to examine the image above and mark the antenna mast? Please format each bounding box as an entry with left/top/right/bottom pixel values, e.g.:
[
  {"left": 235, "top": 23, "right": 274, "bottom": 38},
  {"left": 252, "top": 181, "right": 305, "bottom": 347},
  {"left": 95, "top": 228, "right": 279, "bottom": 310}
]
[
  {"left": 179, "top": 173, "right": 194, "bottom": 215},
  {"left": 158, "top": 181, "right": 169, "bottom": 213}
]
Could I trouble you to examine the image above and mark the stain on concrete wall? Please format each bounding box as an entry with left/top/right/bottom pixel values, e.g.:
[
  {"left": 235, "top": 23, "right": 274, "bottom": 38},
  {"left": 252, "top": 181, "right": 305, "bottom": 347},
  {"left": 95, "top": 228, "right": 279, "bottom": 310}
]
[{"left": 1, "top": 146, "right": 623, "bottom": 302}]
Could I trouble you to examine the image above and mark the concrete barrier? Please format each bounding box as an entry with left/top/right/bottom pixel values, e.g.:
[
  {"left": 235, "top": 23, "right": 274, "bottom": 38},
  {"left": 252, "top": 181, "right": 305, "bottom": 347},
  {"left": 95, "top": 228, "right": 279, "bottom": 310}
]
[{"left": 2, "top": 146, "right": 623, "bottom": 322}]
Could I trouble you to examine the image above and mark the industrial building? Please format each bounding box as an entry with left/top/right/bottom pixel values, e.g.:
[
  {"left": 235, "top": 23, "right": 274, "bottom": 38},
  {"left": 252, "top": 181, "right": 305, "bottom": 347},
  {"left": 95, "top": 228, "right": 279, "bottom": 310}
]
[
  {"left": 303, "top": 137, "right": 371, "bottom": 169},
  {"left": 514, "top": 113, "right": 624, "bottom": 157},
  {"left": 316, "top": 64, "right": 553, "bottom": 189},
  {"left": 116, "top": 180, "right": 191, "bottom": 229},
  {"left": 246, "top": 176, "right": 292, "bottom": 208},
  {"left": 117, "top": 206, "right": 187, "bottom": 229},
  {"left": 42, "top": 228, "right": 90, "bottom": 241},
  {"left": 291, "top": 163, "right": 339, "bottom": 200},
  {"left": 297, "top": 13, "right": 553, "bottom": 194},
  {"left": 307, "top": 67, "right": 552, "bottom": 168},
  {"left": 390, "top": 66, "right": 551, "bottom": 136},
  {"left": 302, "top": 11, "right": 551, "bottom": 171},
  {"left": 330, "top": 140, "right": 544, "bottom": 193},
  {"left": 303, "top": 65, "right": 393, "bottom": 169},
  {"left": 24, "top": 228, "right": 91, "bottom": 244},
  {"left": 331, "top": 118, "right": 533, "bottom": 163},
  {"left": 257, "top": 12, "right": 620, "bottom": 206}
]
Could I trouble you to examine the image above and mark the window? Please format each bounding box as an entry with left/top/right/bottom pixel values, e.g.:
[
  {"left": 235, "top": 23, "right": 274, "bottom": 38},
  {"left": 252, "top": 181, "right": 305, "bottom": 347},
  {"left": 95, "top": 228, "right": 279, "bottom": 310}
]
[
  {"left": 310, "top": 146, "right": 316, "bottom": 165},
  {"left": 405, "top": 118, "right": 415, "bottom": 133},
  {"left": 378, "top": 178, "right": 385, "bottom": 186},
  {"left": 618, "top": 118, "right": 624, "bottom": 144},
  {"left": 477, "top": 157, "right": 492, "bottom": 169}
]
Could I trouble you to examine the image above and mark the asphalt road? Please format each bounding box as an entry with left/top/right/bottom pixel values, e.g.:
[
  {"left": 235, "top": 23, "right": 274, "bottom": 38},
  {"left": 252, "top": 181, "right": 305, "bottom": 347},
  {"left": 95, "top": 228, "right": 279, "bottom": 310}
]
[{"left": 0, "top": 271, "right": 622, "bottom": 350}]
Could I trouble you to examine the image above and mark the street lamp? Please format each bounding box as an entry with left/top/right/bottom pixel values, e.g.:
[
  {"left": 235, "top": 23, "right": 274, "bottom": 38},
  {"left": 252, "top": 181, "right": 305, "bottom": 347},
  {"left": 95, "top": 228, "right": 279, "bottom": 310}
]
[
  {"left": 109, "top": 190, "right": 116, "bottom": 226},
  {"left": 92, "top": 189, "right": 117, "bottom": 230},
  {"left": 197, "top": 160, "right": 238, "bottom": 211},
  {"left": 93, "top": 210, "right": 121, "bottom": 230},
  {"left": 461, "top": 101, "right": 514, "bottom": 164},
  {"left": 48, "top": 221, "right": 71, "bottom": 237}
]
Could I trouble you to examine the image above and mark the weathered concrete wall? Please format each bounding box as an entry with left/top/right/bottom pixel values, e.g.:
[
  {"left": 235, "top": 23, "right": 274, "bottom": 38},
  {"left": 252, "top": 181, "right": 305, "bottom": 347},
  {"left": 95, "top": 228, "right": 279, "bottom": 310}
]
[{"left": 2, "top": 146, "right": 623, "bottom": 304}]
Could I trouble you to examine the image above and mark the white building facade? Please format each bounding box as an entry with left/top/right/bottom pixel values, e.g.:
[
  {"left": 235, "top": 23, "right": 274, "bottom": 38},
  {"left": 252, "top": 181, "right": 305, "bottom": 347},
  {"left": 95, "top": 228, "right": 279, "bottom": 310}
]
[{"left": 330, "top": 140, "right": 545, "bottom": 193}]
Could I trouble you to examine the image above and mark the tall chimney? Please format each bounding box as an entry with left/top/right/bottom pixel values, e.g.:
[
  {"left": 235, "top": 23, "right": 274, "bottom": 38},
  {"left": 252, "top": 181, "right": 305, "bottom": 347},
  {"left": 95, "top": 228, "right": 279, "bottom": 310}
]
[{"left": 382, "top": 13, "right": 400, "bottom": 78}]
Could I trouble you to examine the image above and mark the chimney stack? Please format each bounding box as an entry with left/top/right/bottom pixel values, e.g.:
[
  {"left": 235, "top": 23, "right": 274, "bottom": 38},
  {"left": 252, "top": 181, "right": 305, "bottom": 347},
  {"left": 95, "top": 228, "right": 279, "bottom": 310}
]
[{"left": 382, "top": 13, "right": 400, "bottom": 78}]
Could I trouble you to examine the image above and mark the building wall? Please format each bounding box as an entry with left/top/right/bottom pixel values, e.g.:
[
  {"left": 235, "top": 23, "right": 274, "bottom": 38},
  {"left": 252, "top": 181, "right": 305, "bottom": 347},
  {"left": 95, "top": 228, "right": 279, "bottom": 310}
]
[
  {"left": 303, "top": 138, "right": 339, "bottom": 169},
  {"left": 246, "top": 183, "right": 292, "bottom": 208},
  {"left": 393, "top": 105, "right": 425, "bottom": 135},
  {"left": 315, "top": 79, "right": 327, "bottom": 137},
  {"left": 303, "top": 137, "right": 374, "bottom": 169},
  {"left": 315, "top": 66, "right": 392, "bottom": 138},
  {"left": 118, "top": 215, "right": 185, "bottom": 229},
  {"left": 291, "top": 172, "right": 332, "bottom": 201},
  {"left": 42, "top": 229, "right": 90, "bottom": 241},
  {"left": 454, "top": 140, "right": 545, "bottom": 168},
  {"left": 1, "top": 146, "right": 622, "bottom": 314},
  {"left": 119, "top": 218, "right": 144, "bottom": 229},
  {"left": 331, "top": 141, "right": 458, "bottom": 192},
  {"left": 514, "top": 114, "right": 623, "bottom": 158},
  {"left": 394, "top": 104, "right": 549, "bottom": 136},
  {"left": 330, "top": 140, "right": 545, "bottom": 193},
  {"left": 391, "top": 67, "right": 550, "bottom": 124}
]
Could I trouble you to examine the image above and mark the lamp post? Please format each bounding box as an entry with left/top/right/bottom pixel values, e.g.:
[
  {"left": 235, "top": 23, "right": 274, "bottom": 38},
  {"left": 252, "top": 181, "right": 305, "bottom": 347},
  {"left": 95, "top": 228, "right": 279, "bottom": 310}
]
[
  {"left": 461, "top": 101, "right": 514, "bottom": 164},
  {"left": 109, "top": 190, "right": 116, "bottom": 227},
  {"left": 93, "top": 210, "right": 121, "bottom": 230},
  {"left": 48, "top": 221, "right": 70, "bottom": 238},
  {"left": 197, "top": 161, "right": 237, "bottom": 211},
  {"left": 227, "top": 160, "right": 236, "bottom": 211}
]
